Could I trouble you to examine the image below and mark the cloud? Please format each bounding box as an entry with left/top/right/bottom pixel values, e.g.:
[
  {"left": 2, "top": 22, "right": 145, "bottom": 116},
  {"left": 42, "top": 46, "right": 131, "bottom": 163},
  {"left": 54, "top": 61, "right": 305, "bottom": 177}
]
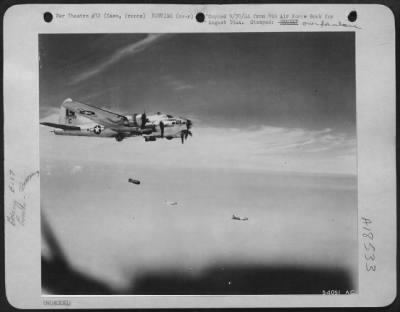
[
  {"left": 39, "top": 112, "right": 59, "bottom": 124},
  {"left": 261, "top": 128, "right": 347, "bottom": 154},
  {"left": 79, "top": 86, "right": 122, "bottom": 102},
  {"left": 40, "top": 124, "right": 356, "bottom": 175},
  {"left": 71, "top": 34, "right": 166, "bottom": 84},
  {"left": 180, "top": 126, "right": 355, "bottom": 174},
  {"left": 174, "top": 84, "right": 195, "bottom": 91},
  {"left": 40, "top": 107, "right": 60, "bottom": 118},
  {"left": 71, "top": 165, "right": 83, "bottom": 174},
  {"left": 161, "top": 75, "right": 195, "bottom": 92}
]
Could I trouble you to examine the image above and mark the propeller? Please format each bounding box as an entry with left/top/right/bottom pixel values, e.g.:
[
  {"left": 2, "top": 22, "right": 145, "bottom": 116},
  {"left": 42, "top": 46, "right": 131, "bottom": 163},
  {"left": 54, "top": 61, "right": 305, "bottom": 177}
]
[
  {"left": 186, "top": 119, "right": 193, "bottom": 130},
  {"left": 180, "top": 129, "right": 192, "bottom": 144},
  {"left": 141, "top": 112, "right": 147, "bottom": 129},
  {"left": 179, "top": 117, "right": 193, "bottom": 130},
  {"left": 159, "top": 121, "right": 164, "bottom": 138}
]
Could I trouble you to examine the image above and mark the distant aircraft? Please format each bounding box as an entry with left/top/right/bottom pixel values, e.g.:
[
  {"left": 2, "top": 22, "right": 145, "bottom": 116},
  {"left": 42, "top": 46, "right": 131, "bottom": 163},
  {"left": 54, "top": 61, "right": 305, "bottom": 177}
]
[
  {"left": 165, "top": 201, "right": 178, "bottom": 206},
  {"left": 128, "top": 178, "right": 141, "bottom": 185},
  {"left": 232, "top": 214, "right": 248, "bottom": 221},
  {"left": 41, "top": 98, "right": 193, "bottom": 143}
]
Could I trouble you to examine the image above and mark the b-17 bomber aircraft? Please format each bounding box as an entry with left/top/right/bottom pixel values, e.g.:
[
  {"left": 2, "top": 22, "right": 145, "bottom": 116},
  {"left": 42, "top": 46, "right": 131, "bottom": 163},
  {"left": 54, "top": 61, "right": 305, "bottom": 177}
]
[
  {"left": 232, "top": 214, "right": 248, "bottom": 221},
  {"left": 40, "top": 99, "right": 193, "bottom": 143}
]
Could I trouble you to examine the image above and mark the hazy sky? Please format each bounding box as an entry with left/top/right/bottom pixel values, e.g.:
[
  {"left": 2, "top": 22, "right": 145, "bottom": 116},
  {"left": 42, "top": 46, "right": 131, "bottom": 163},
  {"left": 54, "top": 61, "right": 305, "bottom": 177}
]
[
  {"left": 40, "top": 32, "right": 356, "bottom": 174},
  {"left": 41, "top": 161, "right": 357, "bottom": 292}
]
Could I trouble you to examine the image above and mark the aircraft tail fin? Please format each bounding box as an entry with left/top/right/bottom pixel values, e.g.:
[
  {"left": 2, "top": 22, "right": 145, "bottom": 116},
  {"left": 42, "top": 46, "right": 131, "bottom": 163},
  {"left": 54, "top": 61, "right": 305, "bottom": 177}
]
[{"left": 59, "top": 98, "right": 91, "bottom": 126}]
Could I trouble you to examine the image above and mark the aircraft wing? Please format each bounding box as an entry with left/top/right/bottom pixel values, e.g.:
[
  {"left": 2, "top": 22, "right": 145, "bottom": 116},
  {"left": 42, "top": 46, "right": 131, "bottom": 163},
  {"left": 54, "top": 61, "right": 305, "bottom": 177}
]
[{"left": 62, "top": 99, "right": 129, "bottom": 130}]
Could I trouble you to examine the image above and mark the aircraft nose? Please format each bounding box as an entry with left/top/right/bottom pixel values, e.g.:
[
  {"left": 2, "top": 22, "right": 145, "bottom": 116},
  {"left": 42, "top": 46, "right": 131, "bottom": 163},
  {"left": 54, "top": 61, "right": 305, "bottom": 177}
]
[{"left": 186, "top": 119, "right": 193, "bottom": 129}]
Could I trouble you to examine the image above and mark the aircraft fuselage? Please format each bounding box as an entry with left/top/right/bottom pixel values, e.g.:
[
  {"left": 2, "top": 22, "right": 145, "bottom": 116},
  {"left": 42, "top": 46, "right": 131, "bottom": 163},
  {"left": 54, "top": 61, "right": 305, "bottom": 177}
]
[{"left": 41, "top": 100, "right": 192, "bottom": 143}]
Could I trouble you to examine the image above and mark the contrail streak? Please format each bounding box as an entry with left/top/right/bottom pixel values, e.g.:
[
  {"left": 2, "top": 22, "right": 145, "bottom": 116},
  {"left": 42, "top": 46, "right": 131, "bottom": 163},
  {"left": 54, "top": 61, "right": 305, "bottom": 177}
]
[{"left": 71, "top": 34, "right": 166, "bottom": 84}]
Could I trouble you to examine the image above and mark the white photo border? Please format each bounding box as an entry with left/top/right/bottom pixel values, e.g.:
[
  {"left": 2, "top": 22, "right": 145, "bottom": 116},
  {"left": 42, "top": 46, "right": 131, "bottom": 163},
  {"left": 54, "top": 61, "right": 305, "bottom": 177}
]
[{"left": 4, "top": 4, "right": 396, "bottom": 309}]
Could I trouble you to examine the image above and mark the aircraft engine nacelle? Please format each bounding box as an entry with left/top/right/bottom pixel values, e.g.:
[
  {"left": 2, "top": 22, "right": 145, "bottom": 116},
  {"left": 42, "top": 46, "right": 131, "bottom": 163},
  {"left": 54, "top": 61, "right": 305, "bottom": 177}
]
[
  {"left": 135, "top": 113, "right": 148, "bottom": 127},
  {"left": 125, "top": 114, "right": 138, "bottom": 127}
]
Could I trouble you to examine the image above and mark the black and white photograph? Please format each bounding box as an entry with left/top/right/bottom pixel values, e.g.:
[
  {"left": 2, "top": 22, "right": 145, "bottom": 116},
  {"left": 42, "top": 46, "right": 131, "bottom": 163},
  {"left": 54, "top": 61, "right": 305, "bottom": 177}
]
[
  {"left": 3, "top": 3, "right": 397, "bottom": 308},
  {"left": 39, "top": 32, "right": 358, "bottom": 295}
]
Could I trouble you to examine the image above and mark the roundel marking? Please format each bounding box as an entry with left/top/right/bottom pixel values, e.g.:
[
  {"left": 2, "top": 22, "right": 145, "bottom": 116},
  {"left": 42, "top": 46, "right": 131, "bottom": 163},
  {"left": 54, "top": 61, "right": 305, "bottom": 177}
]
[
  {"left": 79, "top": 109, "right": 96, "bottom": 116},
  {"left": 93, "top": 125, "right": 102, "bottom": 134}
]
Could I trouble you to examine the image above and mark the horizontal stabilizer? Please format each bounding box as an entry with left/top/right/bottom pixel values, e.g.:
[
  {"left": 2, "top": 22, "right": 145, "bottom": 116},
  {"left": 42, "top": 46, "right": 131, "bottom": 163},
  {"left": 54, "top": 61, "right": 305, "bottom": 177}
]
[{"left": 40, "top": 122, "right": 81, "bottom": 131}]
